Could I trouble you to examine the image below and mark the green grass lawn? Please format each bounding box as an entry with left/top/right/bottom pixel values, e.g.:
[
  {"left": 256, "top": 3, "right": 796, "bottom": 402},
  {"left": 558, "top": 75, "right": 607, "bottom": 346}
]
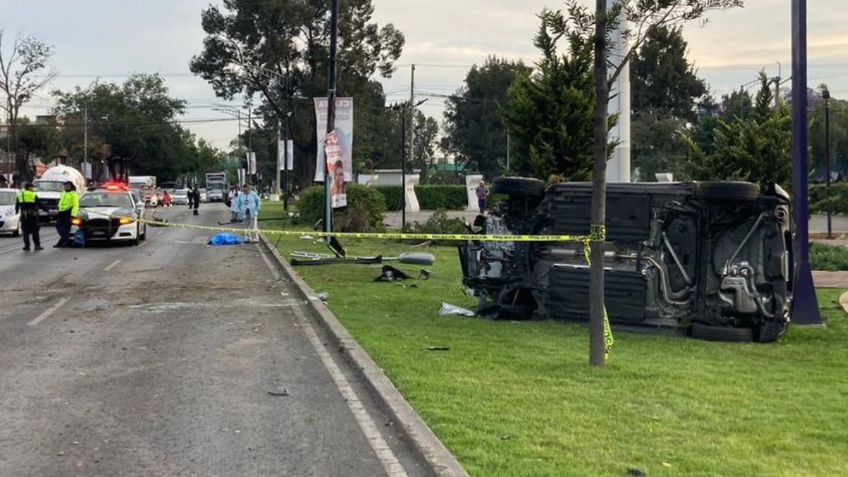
[{"left": 261, "top": 203, "right": 848, "bottom": 477}]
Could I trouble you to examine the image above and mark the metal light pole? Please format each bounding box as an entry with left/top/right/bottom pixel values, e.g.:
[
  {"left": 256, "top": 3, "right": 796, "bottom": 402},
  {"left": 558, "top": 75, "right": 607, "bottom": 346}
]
[
  {"left": 790, "top": 0, "right": 822, "bottom": 325},
  {"left": 324, "top": 0, "right": 340, "bottom": 239},
  {"left": 822, "top": 85, "right": 832, "bottom": 239},
  {"left": 400, "top": 105, "right": 407, "bottom": 230},
  {"left": 83, "top": 106, "right": 89, "bottom": 180}
]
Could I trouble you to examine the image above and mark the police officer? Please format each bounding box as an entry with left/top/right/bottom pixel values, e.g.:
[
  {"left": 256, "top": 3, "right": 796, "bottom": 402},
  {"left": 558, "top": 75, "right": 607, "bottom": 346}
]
[
  {"left": 55, "top": 181, "right": 79, "bottom": 248},
  {"left": 16, "top": 182, "right": 48, "bottom": 251}
]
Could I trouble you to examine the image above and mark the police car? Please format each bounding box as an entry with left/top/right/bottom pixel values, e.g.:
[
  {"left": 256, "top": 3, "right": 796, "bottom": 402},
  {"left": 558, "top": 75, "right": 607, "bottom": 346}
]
[{"left": 71, "top": 184, "right": 147, "bottom": 245}]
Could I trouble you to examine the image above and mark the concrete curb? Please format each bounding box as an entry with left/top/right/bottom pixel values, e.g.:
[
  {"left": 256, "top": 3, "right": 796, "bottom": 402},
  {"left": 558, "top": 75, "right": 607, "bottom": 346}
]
[{"left": 259, "top": 235, "right": 469, "bottom": 477}]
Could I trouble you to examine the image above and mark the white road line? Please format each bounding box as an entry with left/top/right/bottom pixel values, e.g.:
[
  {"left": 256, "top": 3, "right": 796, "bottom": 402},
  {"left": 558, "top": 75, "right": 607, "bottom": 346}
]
[
  {"left": 28, "top": 297, "right": 70, "bottom": 326},
  {"left": 103, "top": 259, "right": 121, "bottom": 271},
  {"left": 257, "top": 246, "right": 407, "bottom": 477}
]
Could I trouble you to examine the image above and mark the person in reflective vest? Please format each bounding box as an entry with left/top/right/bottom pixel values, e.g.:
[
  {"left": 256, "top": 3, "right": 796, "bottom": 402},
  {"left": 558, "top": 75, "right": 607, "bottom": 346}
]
[
  {"left": 55, "top": 181, "right": 80, "bottom": 248},
  {"left": 16, "top": 182, "right": 48, "bottom": 251}
]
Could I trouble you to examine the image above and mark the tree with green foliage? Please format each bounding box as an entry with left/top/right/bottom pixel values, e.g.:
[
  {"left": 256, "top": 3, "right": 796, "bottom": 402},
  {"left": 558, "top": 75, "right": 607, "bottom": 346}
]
[
  {"left": 442, "top": 57, "right": 530, "bottom": 178},
  {"left": 501, "top": 14, "right": 597, "bottom": 181},
  {"left": 683, "top": 72, "right": 791, "bottom": 186},
  {"left": 548, "top": 0, "right": 741, "bottom": 366},
  {"left": 630, "top": 25, "right": 707, "bottom": 180},
  {"left": 16, "top": 116, "right": 61, "bottom": 168},
  {"left": 189, "top": 0, "right": 404, "bottom": 186},
  {"left": 52, "top": 74, "right": 221, "bottom": 181},
  {"left": 412, "top": 110, "right": 439, "bottom": 171},
  {"left": 809, "top": 87, "right": 848, "bottom": 178}
]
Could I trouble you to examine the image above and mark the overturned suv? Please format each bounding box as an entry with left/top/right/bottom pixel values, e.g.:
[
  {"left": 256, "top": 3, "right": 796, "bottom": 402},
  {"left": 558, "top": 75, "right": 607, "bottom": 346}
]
[{"left": 458, "top": 178, "right": 793, "bottom": 342}]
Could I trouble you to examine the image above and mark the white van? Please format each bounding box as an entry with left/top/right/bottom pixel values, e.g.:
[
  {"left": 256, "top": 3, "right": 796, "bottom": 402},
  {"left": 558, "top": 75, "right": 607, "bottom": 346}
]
[{"left": 34, "top": 166, "right": 87, "bottom": 221}]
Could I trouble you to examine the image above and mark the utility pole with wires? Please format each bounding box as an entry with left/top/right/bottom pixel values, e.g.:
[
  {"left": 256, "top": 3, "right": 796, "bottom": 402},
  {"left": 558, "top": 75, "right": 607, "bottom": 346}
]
[
  {"left": 323, "top": 0, "right": 340, "bottom": 239},
  {"left": 83, "top": 105, "right": 89, "bottom": 179}
]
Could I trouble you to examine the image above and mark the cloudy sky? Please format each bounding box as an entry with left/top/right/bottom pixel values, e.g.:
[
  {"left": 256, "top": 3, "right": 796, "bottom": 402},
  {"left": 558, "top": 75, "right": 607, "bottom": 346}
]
[{"left": 4, "top": 0, "right": 847, "bottom": 150}]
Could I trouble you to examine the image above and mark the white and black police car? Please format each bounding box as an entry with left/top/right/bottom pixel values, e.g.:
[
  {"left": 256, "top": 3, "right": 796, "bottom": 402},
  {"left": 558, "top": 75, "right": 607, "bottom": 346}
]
[{"left": 71, "top": 183, "right": 147, "bottom": 245}]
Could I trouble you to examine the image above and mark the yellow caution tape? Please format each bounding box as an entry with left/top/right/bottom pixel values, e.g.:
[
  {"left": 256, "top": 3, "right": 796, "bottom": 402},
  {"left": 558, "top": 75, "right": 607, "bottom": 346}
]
[
  {"left": 583, "top": 241, "right": 615, "bottom": 362},
  {"left": 139, "top": 216, "right": 613, "bottom": 360},
  {"left": 138, "top": 218, "right": 590, "bottom": 243}
]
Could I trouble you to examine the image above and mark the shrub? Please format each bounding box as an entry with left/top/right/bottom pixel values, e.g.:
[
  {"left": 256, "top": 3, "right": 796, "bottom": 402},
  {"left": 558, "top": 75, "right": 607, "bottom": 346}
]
[
  {"left": 810, "top": 184, "right": 848, "bottom": 215},
  {"left": 296, "top": 184, "right": 386, "bottom": 232},
  {"left": 404, "top": 209, "right": 468, "bottom": 244},
  {"left": 374, "top": 185, "right": 469, "bottom": 211},
  {"left": 810, "top": 242, "right": 848, "bottom": 271}
]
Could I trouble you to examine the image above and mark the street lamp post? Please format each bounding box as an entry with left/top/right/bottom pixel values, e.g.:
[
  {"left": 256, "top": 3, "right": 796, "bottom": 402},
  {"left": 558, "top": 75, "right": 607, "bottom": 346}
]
[
  {"left": 822, "top": 85, "right": 832, "bottom": 239},
  {"left": 790, "top": 0, "right": 822, "bottom": 325}
]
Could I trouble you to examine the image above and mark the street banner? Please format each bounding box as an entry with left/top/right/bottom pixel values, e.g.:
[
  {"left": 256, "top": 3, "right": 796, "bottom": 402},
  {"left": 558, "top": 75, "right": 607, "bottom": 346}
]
[
  {"left": 277, "top": 140, "right": 294, "bottom": 171},
  {"left": 313, "top": 97, "right": 353, "bottom": 182},
  {"left": 324, "top": 130, "right": 347, "bottom": 208},
  {"left": 247, "top": 152, "right": 257, "bottom": 175}
]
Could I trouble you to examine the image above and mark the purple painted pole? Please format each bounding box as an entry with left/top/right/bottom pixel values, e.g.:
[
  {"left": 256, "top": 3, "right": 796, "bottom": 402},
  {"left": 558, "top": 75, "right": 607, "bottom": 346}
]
[{"left": 790, "top": 0, "right": 822, "bottom": 325}]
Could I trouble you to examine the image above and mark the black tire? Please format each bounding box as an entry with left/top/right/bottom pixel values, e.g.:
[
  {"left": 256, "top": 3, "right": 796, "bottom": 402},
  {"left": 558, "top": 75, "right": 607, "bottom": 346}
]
[
  {"left": 694, "top": 181, "right": 760, "bottom": 201},
  {"left": 492, "top": 177, "right": 546, "bottom": 198},
  {"left": 690, "top": 322, "right": 754, "bottom": 342}
]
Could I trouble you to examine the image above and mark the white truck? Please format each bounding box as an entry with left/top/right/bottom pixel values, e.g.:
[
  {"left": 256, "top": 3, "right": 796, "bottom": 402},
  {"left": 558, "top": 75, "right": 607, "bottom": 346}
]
[
  {"left": 129, "top": 176, "right": 157, "bottom": 191},
  {"left": 205, "top": 172, "right": 228, "bottom": 203},
  {"left": 34, "top": 165, "right": 88, "bottom": 221}
]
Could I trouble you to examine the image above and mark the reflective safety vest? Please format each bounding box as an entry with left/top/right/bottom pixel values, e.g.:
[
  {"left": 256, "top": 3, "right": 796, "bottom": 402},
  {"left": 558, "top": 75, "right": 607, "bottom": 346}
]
[
  {"left": 59, "top": 190, "right": 80, "bottom": 216},
  {"left": 17, "top": 190, "right": 37, "bottom": 203},
  {"left": 17, "top": 189, "right": 40, "bottom": 218}
]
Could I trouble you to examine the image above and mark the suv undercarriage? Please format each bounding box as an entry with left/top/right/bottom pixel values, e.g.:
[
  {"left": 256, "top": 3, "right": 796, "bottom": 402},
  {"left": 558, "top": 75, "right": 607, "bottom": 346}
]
[{"left": 458, "top": 178, "right": 793, "bottom": 342}]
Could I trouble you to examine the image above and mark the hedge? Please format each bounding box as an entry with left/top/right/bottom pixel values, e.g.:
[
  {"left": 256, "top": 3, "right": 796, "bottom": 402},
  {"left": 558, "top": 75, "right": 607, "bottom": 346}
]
[
  {"left": 374, "top": 185, "right": 469, "bottom": 211},
  {"left": 297, "top": 184, "right": 386, "bottom": 231}
]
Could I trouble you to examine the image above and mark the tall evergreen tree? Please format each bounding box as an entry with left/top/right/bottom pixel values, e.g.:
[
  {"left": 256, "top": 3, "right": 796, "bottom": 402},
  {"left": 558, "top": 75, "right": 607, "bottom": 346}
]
[
  {"left": 630, "top": 25, "right": 707, "bottom": 181},
  {"left": 500, "top": 14, "right": 598, "bottom": 181},
  {"left": 442, "top": 57, "right": 529, "bottom": 178},
  {"left": 683, "top": 72, "right": 791, "bottom": 186}
]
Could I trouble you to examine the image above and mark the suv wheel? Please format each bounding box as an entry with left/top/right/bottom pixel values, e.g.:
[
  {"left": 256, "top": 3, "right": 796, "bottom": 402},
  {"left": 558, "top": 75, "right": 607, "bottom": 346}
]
[
  {"left": 492, "top": 177, "right": 546, "bottom": 198},
  {"left": 690, "top": 322, "right": 754, "bottom": 342},
  {"left": 694, "top": 182, "right": 760, "bottom": 201}
]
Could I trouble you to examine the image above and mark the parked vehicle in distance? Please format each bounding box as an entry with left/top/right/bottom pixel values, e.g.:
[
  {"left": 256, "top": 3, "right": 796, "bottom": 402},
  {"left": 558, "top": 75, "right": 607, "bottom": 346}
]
[
  {"left": 207, "top": 186, "right": 225, "bottom": 202},
  {"left": 198, "top": 188, "right": 208, "bottom": 203},
  {"left": 34, "top": 166, "right": 88, "bottom": 222},
  {"left": 140, "top": 186, "right": 159, "bottom": 207},
  {"left": 0, "top": 188, "right": 21, "bottom": 236},
  {"left": 72, "top": 184, "right": 147, "bottom": 245},
  {"left": 172, "top": 189, "right": 190, "bottom": 205},
  {"left": 128, "top": 175, "right": 156, "bottom": 191},
  {"left": 459, "top": 178, "right": 793, "bottom": 343}
]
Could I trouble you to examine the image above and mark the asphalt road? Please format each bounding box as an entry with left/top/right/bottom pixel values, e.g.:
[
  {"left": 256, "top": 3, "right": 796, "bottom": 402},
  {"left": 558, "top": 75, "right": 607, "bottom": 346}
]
[{"left": 0, "top": 204, "right": 431, "bottom": 477}]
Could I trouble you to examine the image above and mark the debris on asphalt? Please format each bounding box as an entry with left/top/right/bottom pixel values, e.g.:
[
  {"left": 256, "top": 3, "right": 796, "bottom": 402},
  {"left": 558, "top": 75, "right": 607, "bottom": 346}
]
[
  {"left": 439, "top": 302, "right": 475, "bottom": 317},
  {"left": 267, "top": 388, "right": 290, "bottom": 397},
  {"left": 374, "top": 265, "right": 410, "bottom": 282}
]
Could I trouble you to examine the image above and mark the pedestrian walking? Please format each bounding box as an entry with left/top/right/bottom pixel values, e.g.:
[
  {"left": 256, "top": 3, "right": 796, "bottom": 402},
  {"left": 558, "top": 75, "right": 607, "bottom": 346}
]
[
  {"left": 16, "top": 182, "right": 48, "bottom": 251},
  {"left": 476, "top": 180, "right": 489, "bottom": 213},
  {"left": 54, "top": 181, "right": 79, "bottom": 248},
  {"left": 235, "top": 184, "right": 261, "bottom": 243},
  {"left": 191, "top": 186, "right": 200, "bottom": 216}
]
